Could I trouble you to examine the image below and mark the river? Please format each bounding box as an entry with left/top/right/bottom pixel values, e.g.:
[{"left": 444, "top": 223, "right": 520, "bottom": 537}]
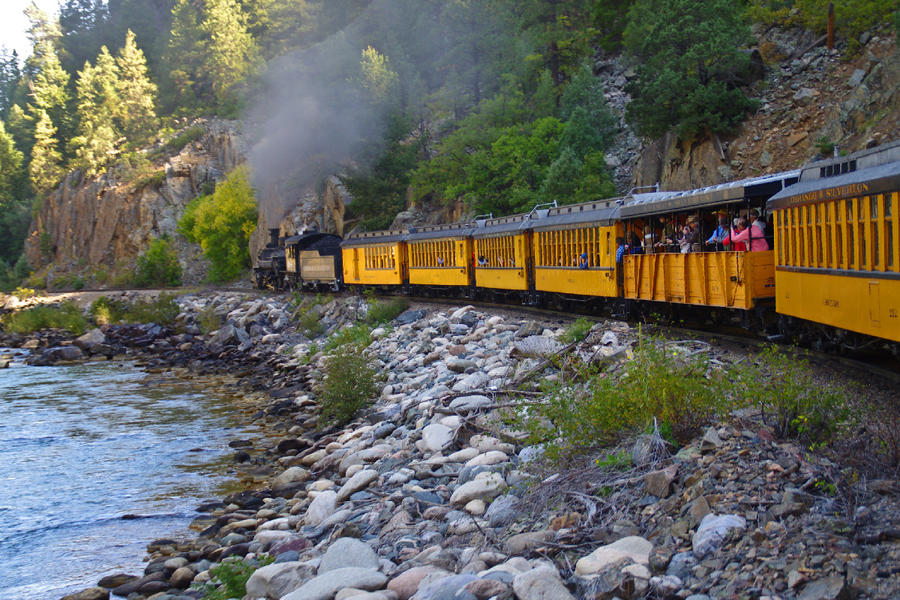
[{"left": 0, "top": 348, "right": 255, "bottom": 599}]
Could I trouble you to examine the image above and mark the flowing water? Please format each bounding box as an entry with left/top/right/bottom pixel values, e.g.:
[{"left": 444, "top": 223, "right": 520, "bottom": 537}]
[{"left": 0, "top": 349, "right": 255, "bottom": 599}]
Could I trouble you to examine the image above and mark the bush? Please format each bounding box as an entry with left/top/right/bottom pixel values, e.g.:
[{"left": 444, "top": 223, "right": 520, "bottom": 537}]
[
  {"left": 134, "top": 236, "right": 182, "bottom": 288},
  {"left": 318, "top": 344, "right": 380, "bottom": 424},
  {"left": 365, "top": 296, "right": 409, "bottom": 326},
  {"left": 90, "top": 296, "right": 130, "bottom": 325},
  {"left": 1, "top": 301, "right": 88, "bottom": 335},
  {"left": 49, "top": 273, "right": 85, "bottom": 291},
  {"left": 194, "top": 555, "right": 273, "bottom": 600},
  {"left": 324, "top": 322, "right": 372, "bottom": 352},
  {"left": 197, "top": 304, "right": 222, "bottom": 334},
  {"left": 177, "top": 166, "right": 258, "bottom": 283},
  {"left": 122, "top": 294, "right": 181, "bottom": 326},
  {"left": 512, "top": 336, "right": 741, "bottom": 461},
  {"left": 166, "top": 126, "right": 205, "bottom": 153},
  {"left": 562, "top": 317, "right": 594, "bottom": 344},
  {"left": 732, "top": 345, "right": 850, "bottom": 447}
]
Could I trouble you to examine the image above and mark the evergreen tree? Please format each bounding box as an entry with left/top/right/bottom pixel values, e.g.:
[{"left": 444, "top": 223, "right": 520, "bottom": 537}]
[
  {"left": 164, "top": 0, "right": 204, "bottom": 108},
  {"left": 70, "top": 47, "right": 120, "bottom": 176},
  {"left": 29, "top": 109, "right": 65, "bottom": 194},
  {"left": 0, "top": 49, "right": 22, "bottom": 120},
  {"left": 0, "top": 122, "right": 30, "bottom": 266},
  {"left": 623, "top": 0, "right": 757, "bottom": 138},
  {"left": 5, "top": 104, "right": 34, "bottom": 161},
  {"left": 0, "top": 121, "right": 24, "bottom": 201},
  {"left": 59, "top": 0, "right": 111, "bottom": 75},
  {"left": 115, "top": 30, "right": 158, "bottom": 142},
  {"left": 201, "top": 0, "right": 260, "bottom": 107}
]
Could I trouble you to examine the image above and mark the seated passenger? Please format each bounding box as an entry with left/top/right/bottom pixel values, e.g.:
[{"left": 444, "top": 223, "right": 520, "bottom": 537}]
[
  {"left": 478, "top": 255, "right": 488, "bottom": 267},
  {"left": 578, "top": 252, "right": 589, "bottom": 269},
  {"left": 706, "top": 216, "right": 729, "bottom": 249},
  {"left": 679, "top": 223, "right": 698, "bottom": 253},
  {"left": 437, "top": 256, "right": 445, "bottom": 266},
  {"left": 729, "top": 217, "right": 768, "bottom": 251}
]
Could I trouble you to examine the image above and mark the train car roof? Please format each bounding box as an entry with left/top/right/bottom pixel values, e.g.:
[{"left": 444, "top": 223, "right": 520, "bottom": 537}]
[
  {"left": 284, "top": 231, "right": 342, "bottom": 246},
  {"left": 529, "top": 199, "right": 622, "bottom": 231},
  {"left": 767, "top": 140, "right": 900, "bottom": 209},
  {"left": 472, "top": 213, "right": 533, "bottom": 237},
  {"left": 340, "top": 229, "right": 409, "bottom": 247},
  {"left": 405, "top": 222, "right": 476, "bottom": 242},
  {"left": 620, "top": 170, "right": 800, "bottom": 218}
]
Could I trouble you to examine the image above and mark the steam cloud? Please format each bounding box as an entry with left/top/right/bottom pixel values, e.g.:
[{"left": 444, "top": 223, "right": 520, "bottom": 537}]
[{"left": 244, "top": 5, "right": 393, "bottom": 228}]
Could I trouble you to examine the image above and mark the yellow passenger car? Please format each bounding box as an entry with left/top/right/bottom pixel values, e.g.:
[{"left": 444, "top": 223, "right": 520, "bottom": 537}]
[
  {"left": 768, "top": 142, "right": 900, "bottom": 343},
  {"left": 472, "top": 214, "right": 533, "bottom": 295},
  {"left": 406, "top": 223, "right": 474, "bottom": 291},
  {"left": 621, "top": 172, "right": 799, "bottom": 310},
  {"left": 531, "top": 200, "right": 623, "bottom": 299},
  {"left": 340, "top": 229, "right": 408, "bottom": 288}
]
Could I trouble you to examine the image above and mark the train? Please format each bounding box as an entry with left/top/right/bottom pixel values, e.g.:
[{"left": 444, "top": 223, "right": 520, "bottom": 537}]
[{"left": 256, "top": 140, "right": 900, "bottom": 353}]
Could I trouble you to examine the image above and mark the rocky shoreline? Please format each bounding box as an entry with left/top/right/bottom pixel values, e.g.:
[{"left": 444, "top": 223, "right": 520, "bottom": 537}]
[{"left": 2, "top": 291, "right": 899, "bottom": 600}]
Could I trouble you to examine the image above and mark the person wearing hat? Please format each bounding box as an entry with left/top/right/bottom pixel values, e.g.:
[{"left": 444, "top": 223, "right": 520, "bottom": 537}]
[{"left": 578, "top": 252, "right": 589, "bottom": 269}]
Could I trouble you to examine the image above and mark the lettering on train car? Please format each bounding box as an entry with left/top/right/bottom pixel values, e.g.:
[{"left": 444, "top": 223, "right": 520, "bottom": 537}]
[
  {"left": 824, "top": 298, "right": 840, "bottom": 308},
  {"left": 787, "top": 183, "right": 870, "bottom": 206}
]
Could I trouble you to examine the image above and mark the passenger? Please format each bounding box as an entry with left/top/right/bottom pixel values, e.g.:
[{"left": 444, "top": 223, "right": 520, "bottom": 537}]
[
  {"left": 578, "top": 252, "right": 589, "bottom": 269},
  {"left": 628, "top": 232, "right": 643, "bottom": 254},
  {"left": 729, "top": 217, "right": 769, "bottom": 251},
  {"left": 437, "top": 256, "right": 445, "bottom": 266},
  {"left": 498, "top": 256, "right": 505, "bottom": 267},
  {"left": 679, "top": 220, "right": 698, "bottom": 253},
  {"left": 478, "top": 255, "right": 488, "bottom": 267},
  {"left": 751, "top": 209, "right": 766, "bottom": 236},
  {"left": 615, "top": 237, "right": 627, "bottom": 265},
  {"left": 705, "top": 216, "right": 730, "bottom": 249}
]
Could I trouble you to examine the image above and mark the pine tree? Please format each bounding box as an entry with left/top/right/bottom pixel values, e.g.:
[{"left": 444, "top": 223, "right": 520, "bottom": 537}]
[
  {"left": 29, "top": 109, "right": 64, "bottom": 194},
  {"left": 0, "top": 121, "right": 24, "bottom": 201},
  {"left": 164, "top": 0, "right": 204, "bottom": 107},
  {"left": 115, "top": 30, "right": 158, "bottom": 143},
  {"left": 0, "top": 49, "right": 22, "bottom": 120},
  {"left": 70, "top": 47, "right": 120, "bottom": 176},
  {"left": 201, "top": 0, "right": 260, "bottom": 107}
]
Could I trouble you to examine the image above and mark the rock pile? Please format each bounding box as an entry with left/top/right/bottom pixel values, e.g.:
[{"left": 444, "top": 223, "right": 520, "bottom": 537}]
[{"left": 4, "top": 293, "right": 898, "bottom": 600}]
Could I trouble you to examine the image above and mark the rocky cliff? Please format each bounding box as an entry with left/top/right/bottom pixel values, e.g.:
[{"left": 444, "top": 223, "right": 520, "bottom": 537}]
[
  {"left": 25, "top": 118, "right": 246, "bottom": 285},
  {"left": 629, "top": 31, "right": 899, "bottom": 190}
]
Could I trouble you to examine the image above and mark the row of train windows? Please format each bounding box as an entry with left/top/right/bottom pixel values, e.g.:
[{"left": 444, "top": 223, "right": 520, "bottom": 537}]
[
  {"left": 410, "top": 240, "right": 459, "bottom": 267},
  {"left": 363, "top": 245, "right": 396, "bottom": 270},
  {"left": 536, "top": 227, "right": 612, "bottom": 268},
  {"left": 475, "top": 236, "right": 517, "bottom": 267},
  {"left": 776, "top": 193, "right": 897, "bottom": 271}
]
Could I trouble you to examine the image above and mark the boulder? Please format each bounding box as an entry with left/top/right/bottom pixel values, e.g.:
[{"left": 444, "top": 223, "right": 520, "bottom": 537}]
[
  {"left": 336, "top": 469, "right": 379, "bottom": 502},
  {"left": 59, "top": 588, "right": 110, "bottom": 600},
  {"left": 421, "top": 424, "right": 455, "bottom": 452},
  {"left": 281, "top": 567, "right": 387, "bottom": 600},
  {"left": 272, "top": 466, "right": 310, "bottom": 489},
  {"left": 304, "top": 490, "right": 338, "bottom": 526},
  {"left": 246, "top": 561, "right": 317, "bottom": 600},
  {"left": 512, "top": 566, "right": 575, "bottom": 600},
  {"left": 691, "top": 514, "right": 746, "bottom": 559},
  {"left": 574, "top": 536, "right": 653, "bottom": 577},
  {"left": 450, "top": 473, "right": 506, "bottom": 505},
  {"left": 319, "top": 537, "right": 379, "bottom": 573},
  {"left": 74, "top": 328, "right": 107, "bottom": 353},
  {"left": 387, "top": 566, "right": 452, "bottom": 600}
]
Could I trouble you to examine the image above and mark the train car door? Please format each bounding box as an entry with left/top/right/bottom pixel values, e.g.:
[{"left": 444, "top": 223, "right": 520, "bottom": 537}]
[
  {"left": 352, "top": 248, "right": 360, "bottom": 281},
  {"left": 523, "top": 231, "right": 535, "bottom": 295}
]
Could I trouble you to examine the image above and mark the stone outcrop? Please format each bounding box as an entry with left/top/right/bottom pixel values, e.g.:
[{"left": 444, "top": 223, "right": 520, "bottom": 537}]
[{"left": 24, "top": 118, "right": 245, "bottom": 283}]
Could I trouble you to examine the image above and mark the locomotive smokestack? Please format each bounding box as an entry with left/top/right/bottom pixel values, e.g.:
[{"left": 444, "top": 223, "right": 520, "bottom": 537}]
[{"left": 268, "top": 228, "right": 280, "bottom": 248}]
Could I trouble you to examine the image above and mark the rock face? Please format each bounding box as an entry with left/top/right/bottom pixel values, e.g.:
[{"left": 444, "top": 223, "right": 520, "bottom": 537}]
[{"left": 25, "top": 118, "right": 244, "bottom": 283}]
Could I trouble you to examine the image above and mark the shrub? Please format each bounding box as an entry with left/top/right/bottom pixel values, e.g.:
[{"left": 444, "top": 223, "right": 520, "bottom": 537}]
[
  {"left": 512, "top": 336, "right": 736, "bottom": 461},
  {"left": 134, "top": 236, "right": 182, "bottom": 288},
  {"left": 197, "top": 304, "right": 222, "bottom": 334},
  {"left": 122, "top": 294, "right": 181, "bottom": 326},
  {"left": 194, "top": 555, "right": 273, "bottom": 600},
  {"left": 49, "top": 273, "right": 85, "bottom": 291},
  {"left": 562, "top": 317, "right": 594, "bottom": 344},
  {"left": 319, "top": 344, "right": 380, "bottom": 424},
  {"left": 1, "top": 301, "right": 88, "bottom": 335},
  {"left": 365, "top": 296, "right": 409, "bottom": 326},
  {"left": 177, "top": 166, "right": 258, "bottom": 283},
  {"left": 90, "top": 296, "right": 130, "bottom": 325},
  {"left": 324, "top": 322, "right": 372, "bottom": 352},
  {"left": 732, "top": 345, "right": 850, "bottom": 447},
  {"left": 166, "top": 126, "right": 205, "bottom": 153}
]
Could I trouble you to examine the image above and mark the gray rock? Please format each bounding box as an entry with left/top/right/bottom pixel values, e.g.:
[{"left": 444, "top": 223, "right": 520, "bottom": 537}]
[
  {"left": 413, "top": 573, "right": 478, "bottom": 600},
  {"left": 395, "top": 310, "right": 426, "bottom": 325},
  {"left": 59, "top": 588, "right": 110, "bottom": 600},
  {"left": 512, "top": 566, "right": 575, "bottom": 600},
  {"left": 798, "top": 576, "right": 851, "bottom": 600},
  {"left": 319, "top": 537, "right": 379, "bottom": 573},
  {"left": 449, "top": 395, "right": 493, "bottom": 412},
  {"left": 281, "top": 567, "right": 387, "bottom": 600},
  {"left": 246, "top": 561, "right": 317, "bottom": 600},
  {"left": 304, "top": 490, "right": 337, "bottom": 526},
  {"left": 336, "top": 469, "right": 379, "bottom": 502},
  {"left": 421, "top": 423, "right": 455, "bottom": 452},
  {"left": 691, "top": 514, "right": 746, "bottom": 559},
  {"left": 666, "top": 552, "right": 697, "bottom": 581},
  {"left": 484, "top": 494, "right": 519, "bottom": 527},
  {"left": 74, "top": 328, "right": 107, "bottom": 352},
  {"left": 847, "top": 68, "right": 866, "bottom": 88},
  {"left": 759, "top": 150, "right": 772, "bottom": 167}
]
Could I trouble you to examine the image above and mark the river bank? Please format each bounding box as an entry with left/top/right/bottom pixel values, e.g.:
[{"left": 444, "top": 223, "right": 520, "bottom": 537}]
[{"left": 2, "top": 290, "right": 899, "bottom": 600}]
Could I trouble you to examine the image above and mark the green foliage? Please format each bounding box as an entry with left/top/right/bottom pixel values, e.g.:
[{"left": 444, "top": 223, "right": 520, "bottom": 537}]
[
  {"left": 1, "top": 301, "right": 88, "bottom": 335},
  {"left": 177, "top": 166, "right": 258, "bottom": 283},
  {"left": 365, "top": 296, "right": 409, "bottom": 326},
  {"left": 165, "top": 126, "right": 205, "bottom": 153},
  {"left": 49, "top": 273, "right": 86, "bottom": 291},
  {"left": 324, "top": 322, "right": 372, "bottom": 352},
  {"left": 29, "top": 109, "right": 65, "bottom": 194},
  {"left": 562, "top": 317, "right": 594, "bottom": 344},
  {"left": 90, "top": 296, "right": 130, "bottom": 325},
  {"left": 197, "top": 304, "right": 223, "bottom": 335},
  {"left": 319, "top": 344, "right": 380, "bottom": 424},
  {"left": 512, "top": 336, "right": 737, "bottom": 461},
  {"left": 624, "top": 0, "right": 758, "bottom": 138},
  {"left": 134, "top": 236, "right": 182, "bottom": 288},
  {"left": 115, "top": 29, "right": 158, "bottom": 144},
  {"left": 91, "top": 293, "right": 181, "bottom": 326},
  {"left": 748, "top": 0, "right": 897, "bottom": 51},
  {"left": 732, "top": 346, "right": 850, "bottom": 447},
  {"left": 815, "top": 136, "right": 835, "bottom": 156},
  {"left": 195, "top": 555, "right": 274, "bottom": 600}
]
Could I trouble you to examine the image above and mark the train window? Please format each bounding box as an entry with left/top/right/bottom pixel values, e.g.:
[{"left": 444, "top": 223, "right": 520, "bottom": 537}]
[
  {"left": 886, "top": 195, "right": 894, "bottom": 269},
  {"left": 824, "top": 204, "right": 832, "bottom": 267},
  {"left": 815, "top": 204, "right": 823, "bottom": 267},
  {"left": 859, "top": 203, "right": 866, "bottom": 268},
  {"left": 870, "top": 196, "right": 880, "bottom": 268}
]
